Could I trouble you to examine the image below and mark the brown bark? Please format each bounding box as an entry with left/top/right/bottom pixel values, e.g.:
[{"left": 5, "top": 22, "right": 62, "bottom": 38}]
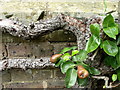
[
  {"left": 0, "top": 58, "right": 54, "bottom": 71},
  {"left": 0, "top": 14, "right": 103, "bottom": 71},
  {"left": 0, "top": 14, "right": 65, "bottom": 39}
]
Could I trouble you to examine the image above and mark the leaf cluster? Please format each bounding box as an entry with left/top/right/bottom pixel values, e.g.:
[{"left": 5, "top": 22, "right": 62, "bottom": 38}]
[
  {"left": 55, "top": 46, "right": 101, "bottom": 88},
  {"left": 53, "top": 14, "right": 120, "bottom": 88}
]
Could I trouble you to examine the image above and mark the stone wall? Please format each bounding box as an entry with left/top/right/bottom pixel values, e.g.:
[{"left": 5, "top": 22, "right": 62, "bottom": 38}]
[
  {"left": 0, "top": 0, "right": 120, "bottom": 89},
  {"left": 1, "top": 33, "right": 77, "bottom": 88}
]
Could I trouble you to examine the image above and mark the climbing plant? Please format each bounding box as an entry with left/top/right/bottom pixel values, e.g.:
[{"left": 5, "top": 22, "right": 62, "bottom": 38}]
[{"left": 50, "top": 14, "right": 120, "bottom": 88}]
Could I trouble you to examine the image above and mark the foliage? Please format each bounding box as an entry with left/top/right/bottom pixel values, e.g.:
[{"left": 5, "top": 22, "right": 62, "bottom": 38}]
[
  {"left": 112, "top": 74, "right": 117, "bottom": 82},
  {"left": 55, "top": 46, "right": 101, "bottom": 88},
  {"left": 103, "top": 14, "right": 118, "bottom": 39},
  {"left": 51, "top": 14, "right": 120, "bottom": 88},
  {"left": 102, "top": 14, "right": 120, "bottom": 83}
]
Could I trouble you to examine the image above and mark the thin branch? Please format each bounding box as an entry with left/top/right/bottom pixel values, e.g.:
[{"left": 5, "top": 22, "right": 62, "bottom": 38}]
[
  {"left": 0, "top": 58, "right": 54, "bottom": 71},
  {"left": 92, "top": 76, "right": 120, "bottom": 88},
  {"left": 0, "top": 14, "right": 108, "bottom": 73},
  {"left": 90, "top": 49, "right": 99, "bottom": 61},
  {"left": 0, "top": 14, "right": 103, "bottom": 39},
  {"left": 0, "top": 14, "right": 66, "bottom": 39},
  {"left": 92, "top": 76, "right": 110, "bottom": 88},
  {"left": 110, "top": 82, "right": 120, "bottom": 88}
]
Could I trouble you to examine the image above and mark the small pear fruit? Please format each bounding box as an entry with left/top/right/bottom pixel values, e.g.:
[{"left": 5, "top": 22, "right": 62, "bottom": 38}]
[
  {"left": 50, "top": 54, "right": 62, "bottom": 63},
  {"left": 77, "top": 65, "right": 89, "bottom": 79}
]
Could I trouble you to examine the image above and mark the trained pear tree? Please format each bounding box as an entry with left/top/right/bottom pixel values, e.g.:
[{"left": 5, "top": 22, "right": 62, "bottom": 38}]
[{"left": 50, "top": 14, "right": 120, "bottom": 88}]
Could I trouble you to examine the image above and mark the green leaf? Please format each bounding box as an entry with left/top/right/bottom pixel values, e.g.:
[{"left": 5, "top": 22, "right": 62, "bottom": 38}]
[
  {"left": 90, "top": 24, "right": 100, "bottom": 36},
  {"left": 72, "top": 50, "right": 79, "bottom": 56},
  {"left": 110, "top": 60, "right": 119, "bottom": 69},
  {"left": 77, "top": 77, "right": 88, "bottom": 86},
  {"left": 104, "top": 56, "right": 114, "bottom": 66},
  {"left": 60, "top": 61, "right": 75, "bottom": 74},
  {"left": 103, "top": 26, "right": 118, "bottom": 39},
  {"left": 112, "top": 74, "right": 117, "bottom": 82},
  {"left": 103, "top": 14, "right": 116, "bottom": 28},
  {"left": 55, "top": 60, "right": 64, "bottom": 67},
  {"left": 65, "top": 68, "right": 77, "bottom": 88},
  {"left": 62, "top": 53, "right": 71, "bottom": 61},
  {"left": 76, "top": 62, "right": 89, "bottom": 70},
  {"left": 72, "top": 56, "right": 79, "bottom": 62},
  {"left": 60, "top": 47, "right": 72, "bottom": 54},
  {"left": 102, "top": 14, "right": 118, "bottom": 39},
  {"left": 116, "top": 69, "right": 120, "bottom": 81},
  {"left": 116, "top": 47, "right": 120, "bottom": 66},
  {"left": 70, "top": 46, "right": 77, "bottom": 50},
  {"left": 72, "top": 50, "right": 88, "bottom": 62},
  {"left": 100, "top": 41, "right": 103, "bottom": 49},
  {"left": 104, "top": 56, "right": 119, "bottom": 69},
  {"left": 60, "top": 46, "right": 77, "bottom": 54},
  {"left": 78, "top": 50, "right": 88, "bottom": 60},
  {"left": 88, "top": 67, "right": 101, "bottom": 75},
  {"left": 85, "top": 35, "right": 101, "bottom": 53},
  {"left": 118, "top": 24, "right": 120, "bottom": 33},
  {"left": 117, "top": 35, "right": 120, "bottom": 45},
  {"left": 102, "top": 40, "right": 118, "bottom": 56}
]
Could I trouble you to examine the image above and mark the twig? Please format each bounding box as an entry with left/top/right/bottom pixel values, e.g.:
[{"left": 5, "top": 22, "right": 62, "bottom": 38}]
[
  {"left": 90, "top": 49, "right": 99, "bottom": 61},
  {"left": 92, "top": 76, "right": 120, "bottom": 88},
  {"left": 92, "top": 76, "right": 110, "bottom": 88},
  {"left": 110, "top": 82, "right": 120, "bottom": 88}
]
